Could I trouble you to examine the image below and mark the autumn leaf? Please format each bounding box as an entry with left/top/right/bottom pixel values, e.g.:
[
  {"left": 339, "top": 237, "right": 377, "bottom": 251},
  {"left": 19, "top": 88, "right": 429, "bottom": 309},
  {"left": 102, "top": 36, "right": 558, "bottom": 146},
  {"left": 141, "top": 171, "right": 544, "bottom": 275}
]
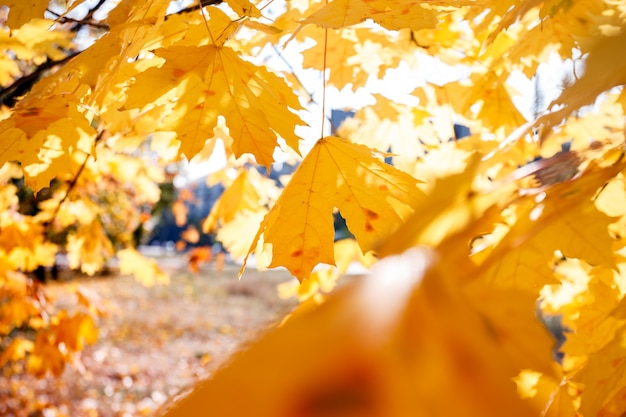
[
  {"left": 3, "top": 1, "right": 49, "bottom": 28},
  {"left": 118, "top": 248, "right": 170, "bottom": 286},
  {"left": 538, "top": 30, "right": 626, "bottom": 131},
  {"left": 0, "top": 338, "right": 33, "bottom": 368},
  {"left": 376, "top": 153, "right": 508, "bottom": 258},
  {"left": 216, "top": 209, "right": 269, "bottom": 259},
  {"left": 159, "top": 248, "right": 544, "bottom": 417},
  {"left": 244, "top": 136, "right": 423, "bottom": 280},
  {"left": 188, "top": 246, "right": 213, "bottom": 273},
  {"left": 203, "top": 168, "right": 278, "bottom": 233},
  {"left": 514, "top": 371, "right": 576, "bottom": 417},
  {"left": 300, "top": 0, "right": 439, "bottom": 32},
  {"left": 125, "top": 43, "right": 304, "bottom": 165},
  {"left": 299, "top": 28, "right": 408, "bottom": 91},
  {"left": 225, "top": 0, "right": 262, "bottom": 17},
  {"left": 475, "top": 159, "right": 623, "bottom": 291},
  {"left": 0, "top": 94, "right": 96, "bottom": 190},
  {"left": 66, "top": 219, "right": 115, "bottom": 276},
  {"left": 575, "top": 324, "right": 626, "bottom": 417},
  {"left": 0, "top": 221, "right": 57, "bottom": 272}
]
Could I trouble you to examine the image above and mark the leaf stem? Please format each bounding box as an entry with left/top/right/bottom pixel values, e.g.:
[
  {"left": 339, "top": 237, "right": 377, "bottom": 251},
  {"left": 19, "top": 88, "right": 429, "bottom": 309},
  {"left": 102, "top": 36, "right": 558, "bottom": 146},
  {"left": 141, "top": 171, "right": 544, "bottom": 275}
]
[{"left": 320, "top": 27, "right": 328, "bottom": 139}]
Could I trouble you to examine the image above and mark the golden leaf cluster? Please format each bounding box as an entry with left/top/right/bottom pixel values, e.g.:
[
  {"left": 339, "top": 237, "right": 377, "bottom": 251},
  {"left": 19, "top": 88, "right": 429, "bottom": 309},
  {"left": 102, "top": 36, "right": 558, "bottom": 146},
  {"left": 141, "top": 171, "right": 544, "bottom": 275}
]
[{"left": 1, "top": 1, "right": 626, "bottom": 416}]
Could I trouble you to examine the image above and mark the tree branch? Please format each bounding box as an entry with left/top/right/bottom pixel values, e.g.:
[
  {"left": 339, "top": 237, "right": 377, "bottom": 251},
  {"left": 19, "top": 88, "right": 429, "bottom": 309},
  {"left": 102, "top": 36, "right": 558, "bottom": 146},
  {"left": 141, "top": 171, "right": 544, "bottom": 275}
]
[
  {"left": 0, "top": 52, "right": 80, "bottom": 107},
  {"left": 46, "top": 9, "right": 110, "bottom": 30}
]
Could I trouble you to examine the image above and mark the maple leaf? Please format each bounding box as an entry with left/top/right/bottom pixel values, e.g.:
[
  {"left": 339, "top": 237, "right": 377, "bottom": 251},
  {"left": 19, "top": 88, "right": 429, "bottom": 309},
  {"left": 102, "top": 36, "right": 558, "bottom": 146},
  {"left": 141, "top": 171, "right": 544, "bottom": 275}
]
[
  {"left": 244, "top": 136, "right": 423, "bottom": 280},
  {"left": 158, "top": 247, "right": 546, "bottom": 417},
  {"left": 575, "top": 324, "right": 626, "bottom": 417},
  {"left": 543, "top": 262, "right": 622, "bottom": 357},
  {"left": 538, "top": 30, "right": 626, "bottom": 131},
  {"left": 225, "top": 0, "right": 262, "bottom": 17},
  {"left": 217, "top": 209, "right": 269, "bottom": 259},
  {"left": 376, "top": 153, "right": 509, "bottom": 258},
  {"left": 118, "top": 248, "right": 170, "bottom": 286},
  {"left": 299, "top": 28, "right": 407, "bottom": 91},
  {"left": 0, "top": 94, "right": 95, "bottom": 190},
  {"left": 0, "top": 338, "right": 33, "bottom": 368},
  {"left": 444, "top": 74, "right": 526, "bottom": 135},
  {"left": 125, "top": 44, "right": 304, "bottom": 166},
  {"left": 66, "top": 219, "right": 114, "bottom": 276},
  {"left": 203, "top": 168, "right": 278, "bottom": 233},
  {"left": 0, "top": 296, "right": 39, "bottom": 333},
  {"left": 475, "top": 160, "right": 623, "bottom": 292},
  {"left": 4, "top": 0, "right": 49, "bottom": 28},
  {"left": 514, "top": 371, "right": 577, "bottom": 417},
  {"left": 0, "top": 221, "right": 57, "bottom": 272},
  {"left": 300, "top": 0, "right": 439, "bottom": 32}
]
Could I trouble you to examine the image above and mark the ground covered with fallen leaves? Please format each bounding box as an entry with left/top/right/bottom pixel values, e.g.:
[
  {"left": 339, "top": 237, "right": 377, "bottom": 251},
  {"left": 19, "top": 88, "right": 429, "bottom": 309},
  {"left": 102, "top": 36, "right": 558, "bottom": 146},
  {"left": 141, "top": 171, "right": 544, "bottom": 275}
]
[{"left": 0, "top": 256, "right": 297, "bottom": 417}]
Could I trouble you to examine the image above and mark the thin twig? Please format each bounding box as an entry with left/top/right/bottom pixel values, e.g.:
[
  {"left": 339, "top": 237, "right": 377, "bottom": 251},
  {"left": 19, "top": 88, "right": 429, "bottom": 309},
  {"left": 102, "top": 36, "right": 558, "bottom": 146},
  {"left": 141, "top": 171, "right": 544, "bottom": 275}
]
[
  {"left": 43, "top": 130, "right": 105, "bottom": 231},
  {"left": 84, "top": 0, "right": 108, "bottom": 21},
  {"left": 46, "top": 9, "right": 110, "bottom": 30},
  {"left": 166, "top": 0, "right": 224, "bottom": 19},
  {"left": 320, "top": 27, "right": 328, "bottom": 138}
]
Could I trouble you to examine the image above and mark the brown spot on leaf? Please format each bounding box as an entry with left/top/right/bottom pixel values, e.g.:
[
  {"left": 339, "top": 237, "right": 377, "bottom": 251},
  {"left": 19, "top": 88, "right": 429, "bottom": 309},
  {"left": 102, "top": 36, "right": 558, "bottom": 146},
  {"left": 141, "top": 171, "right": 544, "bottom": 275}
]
[
  {"left": 291, "top": 364, "right": 378, "bottom": 417},
  {"left": 363, "top": 209, "right": 379, "bottom": 220},
  {"left": 23, "top": 107, "right": 40, "bottom": 116},
  {"left": 291, "top": 249, "right": 303, "bottom": 258},
  {"left": 365, "top": 221, "right": 374, "bottom": 232},
  {"left": 173, "top": 68, "right": 186, "bottom": 78}
]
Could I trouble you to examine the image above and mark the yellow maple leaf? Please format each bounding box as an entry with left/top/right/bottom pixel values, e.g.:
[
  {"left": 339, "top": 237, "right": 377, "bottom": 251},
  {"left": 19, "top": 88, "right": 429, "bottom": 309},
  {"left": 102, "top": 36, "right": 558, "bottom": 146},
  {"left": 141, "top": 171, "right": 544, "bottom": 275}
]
[
  {"left": 243, "top": 136, "right": 423, "bottom": 280},
  {"left": 464, "top": 286, "right": 557, "bottom": 376},
  {"left": 52, "top": 311, "right": 99, "bottom": 351},
  {"left": 13, "top": 18, "right": 73, "bottom": 61},
  {"left": 278, "top": 238, "right": 376, "bottom": 302},
  {"left": 125, "top": 44, "right": 304, "bottom": 165},
  {"left": 575, "top": 324, "right": 626, "bottom": 417},
  {"left": 300, "top": 0, "right": 440, "bottom": 32},
  {"left": 0, "top": 297, "right": 39, "bottom": 333},
  {"left": 0, "top": 220, "right": 57, "bottom": 271},
  {"left": 377, "top": 153, "right": 509, "bottom": 258},
  {"left": 0, "top": 338, "right": 33, "bottom": 368},
  {"left": 538, "top": 30, "right": 626, "bottom": 131},
  {"left": 544, "top": 262, "right": 622, "bottom": 358},
  {"left": 476, "top": 160, "right": 622, "bottom": 292},
  {"left": 217, "top": 209, "right": 269, "bottom": 259},
  {"left": 514, "top": 370, "right": 577, "bottom": 417},
  {"left": 157, "top": 248, "right": 545, "bottom": 417},
  {"left": 0, "top": 94, "right": 95, "bottom": 190},
  {"left": 203, "top": 168, "right": 278, "bottom": 233},
  {"left": 4, "top": 0, "right": 49, "bottom": 28},
  {"left": 118, "top": 248, "right": 170, "bottom": 287},
  {"left": 225, "top": 0, "right": 262, "bottom": 17},
  {"left": 106, "top": 0, "right": 170, "bottom": 27},
  {"left": 300, "top": 28, "right": 405, "bottom": 90},
  {"left": 66, "top": 219, "right": 114, "bottom": 276}
]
